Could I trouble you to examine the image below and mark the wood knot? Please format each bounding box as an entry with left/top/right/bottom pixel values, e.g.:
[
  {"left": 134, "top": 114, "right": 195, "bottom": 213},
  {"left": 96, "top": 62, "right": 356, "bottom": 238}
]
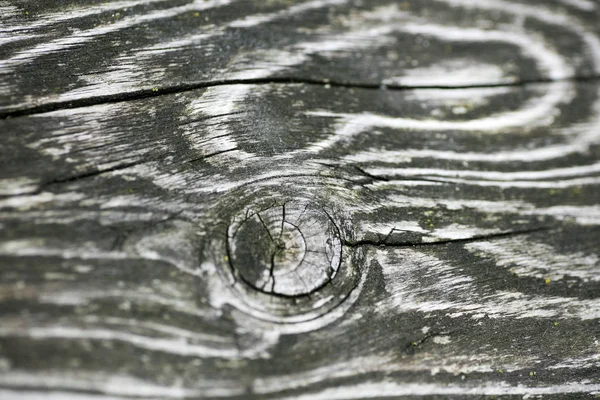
[
  {"left": 217, "top": 197, "right": 363, "bottom": 324},
  {"left": 228, "top": 203, "right": 342, "bottom": 297}
]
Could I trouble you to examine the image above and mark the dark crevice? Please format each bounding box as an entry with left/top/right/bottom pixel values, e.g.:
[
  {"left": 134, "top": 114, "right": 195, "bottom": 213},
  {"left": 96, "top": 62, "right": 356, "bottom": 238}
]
[
  {"left": 319, "top": 163, "right": 451, "bottom": 185},
  {"left": 370, "top": 176, "right": 456, "bottom": 185},
  {"left": 406, "top": 329, "right": 461, "bottom": 353},
  {"left": 354, "top": 166, "right": 389, "bottom": 182},
  {"left": 184, "top": 147, "right": 238, "bottom": 163},
  {"left": 343, "top": 226, "right": 555, "bottom": 248},
  {"left": 256, "top": 212, "right": 275, "bottom": 242},
  {"left": 3, "top": 147, "right": 238, "bottom": 198},
  {"left": 40, "top": 159, "right": 149, "bottom": 188},
  {"left": 2, "top": 74, "right": 600, "bottom": 119},
  {"left": 280, "top": 203, "right": 286, "bottom": 239},
  {"left": 352, "top": 166, "right": 461, "bottom": 185},
  {"left": 378, "top": 227, "right": 416, "bottom": 244},
  {"left": 269, "top": 251, "right": 276, "bottom": 294}
]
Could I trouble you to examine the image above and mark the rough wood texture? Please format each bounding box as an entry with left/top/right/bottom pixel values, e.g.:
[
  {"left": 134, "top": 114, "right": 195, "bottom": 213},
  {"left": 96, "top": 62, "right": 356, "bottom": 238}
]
[{"left": 1, "top": 0, "right": 599, "bottom": 398}]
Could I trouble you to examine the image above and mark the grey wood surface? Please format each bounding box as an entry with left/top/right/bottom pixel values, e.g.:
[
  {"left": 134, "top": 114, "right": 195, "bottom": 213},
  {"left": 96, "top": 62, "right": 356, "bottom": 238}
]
[{"left": 1, "top": 0, "right": 600, "bottom": 398}]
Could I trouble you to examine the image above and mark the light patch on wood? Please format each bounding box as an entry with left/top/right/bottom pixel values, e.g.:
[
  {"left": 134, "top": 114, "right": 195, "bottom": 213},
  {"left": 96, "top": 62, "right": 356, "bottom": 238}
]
[
  {"left": 467, "top": 238, "right": 600, "bottom": 281},
  {"left": 377, "top": 249, "right": 600, "bottom": 320},
  {"left": 0, "top": 372, "right": 245, "bottom": 398}
]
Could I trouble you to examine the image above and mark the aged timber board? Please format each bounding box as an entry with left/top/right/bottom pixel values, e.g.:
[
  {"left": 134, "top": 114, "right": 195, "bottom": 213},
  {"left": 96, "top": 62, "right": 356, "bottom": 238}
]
[
  {"left": 0, "top": 0, "right": 600, "bottom": 399},
  {"left": 1, "top": 0, "right": 600, "bottom": 115}
]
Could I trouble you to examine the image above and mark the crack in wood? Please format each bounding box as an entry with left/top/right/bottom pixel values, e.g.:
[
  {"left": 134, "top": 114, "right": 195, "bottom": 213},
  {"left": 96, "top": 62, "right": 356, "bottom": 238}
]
[
  {"left": 354, "top": 165, "right": 390, "bottom": 182},
  {"left": 40, "top": 160, "right": 150, "bottom": 188},
  {"left": 352, "top": 166, "right": 452, "bottom": 185},
  {"left": 184, "top": 148, "right": 239, "bottom": 164},
  {"left": 318, "top": 163, "right": 452, "bottom": 185},
  {"left": 406, "top": 329, "right": 461, "bottom": 354},
  {"left": 343, "top": 226, "right": 556, "bottom": 248},
  {"left": 0, "top": 147, "right": 241, "bottom": 199},
  {"left": 2, "top": 74, "right": 600, "bottom": 120},
  {"left": 225, "top": 201, "right": 352, "bottom": 301}
]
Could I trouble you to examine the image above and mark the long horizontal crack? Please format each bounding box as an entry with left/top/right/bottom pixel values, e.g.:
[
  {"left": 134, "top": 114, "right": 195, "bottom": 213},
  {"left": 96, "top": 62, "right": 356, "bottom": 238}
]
[
  {"left": 43, "top": 149, "right": 236, "bottom": 185},
  {"left": 352, "top": 165, "right": 451, "bottom": 185},
  {"left": 342, "top": 226, "right": 554, "bottom": 248},
  {"left": 0, "top": 148, "right": 236, "bottom": 199},
  {"left": 0, "top": 160, "right": 147, "bottom": 199},
  {"left": 2, "top": 74, "right": 600, "bottom": 120},
  {"left": 316, "top": 163, "right": 456, "bottom": 186}
]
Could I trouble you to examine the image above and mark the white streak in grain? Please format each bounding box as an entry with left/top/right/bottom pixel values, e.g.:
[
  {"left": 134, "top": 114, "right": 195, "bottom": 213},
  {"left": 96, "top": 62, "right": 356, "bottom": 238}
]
[
  {"left": 467, "top": 238, "right": 600, "bottom": 281},
  {"left": 305, "top": 81, "right": 572, "bottom": 150},
  {"left": 280, "top": 381, "right": 600, "bottom": 400},
  {"left": 423, "top": 224, "right": 502, "bottom": 242},
  {"left": 0, "top": 0, "right": 234, "bottom": 71},
  {"left": 0, "top": 372, "right": 243, "bottom": 398},
  {"left": 406, "top": 86, "right": 513, "bottom": 103},
  {"left": 228, "top": 0, "right": 349, "bottom": 28},
  {"left": 0, "top": 240, "right": 129, "bottom": 259},
  {"left": 0, "top": 326, "right": 240, "bottom": 358},
  {"left": 393, "top": 23, "right": 573, "bottom": 81},
  {"left": 557, "top": 0, "right": 597, "bottom": 11},
  {"left": 81, "top": 316, "right": 234, "bottom": 344},
  {"left": 347, "top": 82, "right": 600, "bottom": 165},
  {"left": 0, "top": 391, "right": 128, "bottom": 400},
  {"left": 387, "top": 61, "right": 510, "bottom": 87},
  {"left": 379, "top": 192, "right": 600, "bottom": 226},
  {"left": 0, "top": 0, "right": 170, "bottom": 33},
  {"left": 549, "top": 354, "right": 600, "bottom": 370},
  {"left": 365, "top": 161, "right": 600, "bottom": 181},
  {"left": 0, "top": 178, "right": 40, "bottom": 196},
  {"left": 439, "top": 0, "right": 600, "bottom": 73},
  {"left": 39, "top": 290, "right": 221, "bottom": 319},
  {"left": 377, "top": 249, "right": 600, "bottom": 320},
  {"left": 408, "top": 175, "right": 600, "bottom": 188}
]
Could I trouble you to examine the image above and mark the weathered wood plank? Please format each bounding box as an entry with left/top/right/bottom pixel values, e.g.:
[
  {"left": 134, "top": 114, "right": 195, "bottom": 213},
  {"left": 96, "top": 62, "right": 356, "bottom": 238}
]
[
  {"left": 1, "top": 0, "right": 600, "bottom": 115},
  {"left": 1, "top": 78, "right": 599, "bottom": 398},
  {"left": 1, "top": 0, "right": 599, "bottom": 399}
]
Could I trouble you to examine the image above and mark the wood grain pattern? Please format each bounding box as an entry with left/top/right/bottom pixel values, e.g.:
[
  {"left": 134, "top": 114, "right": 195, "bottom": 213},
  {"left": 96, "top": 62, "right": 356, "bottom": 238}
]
[
  {"left": 1, "top": 0, "right": 600, "bottom": 115},
  {"left": 1, "top": 0, "right": 599, "bottom": 399}
]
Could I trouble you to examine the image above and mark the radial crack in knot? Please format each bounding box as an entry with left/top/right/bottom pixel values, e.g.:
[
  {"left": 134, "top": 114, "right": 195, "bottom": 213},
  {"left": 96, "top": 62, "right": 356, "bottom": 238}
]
[{"left": 228, "top": 202, "right": 342, "bottom": 297}]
